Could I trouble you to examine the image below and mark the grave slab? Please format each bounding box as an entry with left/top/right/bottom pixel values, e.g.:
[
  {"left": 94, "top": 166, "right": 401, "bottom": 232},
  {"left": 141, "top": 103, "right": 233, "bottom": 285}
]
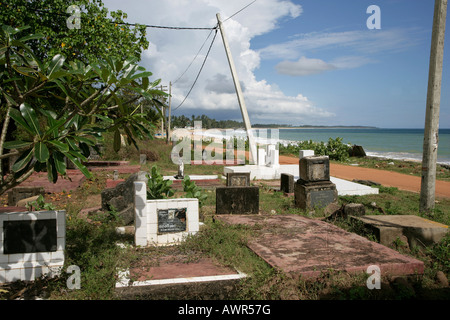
[
  {"left": 115, "top": 256, "right": 246, "bottom": 299},
  {"left": 18, "top": 170, "right": 85, "bottom": 193},
  {"left": 217, "top": 214, "right": 424, "bottom": 279},
  {"left": 352, "top": 215, "right": 449, "bottom": 248},
  {"left": 216, "top": 186, "right": 259, "bottom": 215}
]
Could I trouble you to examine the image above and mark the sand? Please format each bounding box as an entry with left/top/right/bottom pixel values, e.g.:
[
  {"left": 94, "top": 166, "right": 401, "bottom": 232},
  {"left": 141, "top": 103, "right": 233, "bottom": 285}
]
[{"left": 278, "top": 154, "right": 450, "bottom": 199}]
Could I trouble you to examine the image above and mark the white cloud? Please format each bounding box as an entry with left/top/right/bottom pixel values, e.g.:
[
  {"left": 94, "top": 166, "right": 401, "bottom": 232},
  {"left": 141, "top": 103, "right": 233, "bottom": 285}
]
[
  {"left": 102, "top": 0, "right": 333, "bottom": 125},
  {"left": 275, "top": 55, "right": 376, "bottom": 76},
  {"left": 258, "top": 28, "right": 422, "bottom": 60},
  {"left": 275, "top": 56, "right": 336, "bottom": 76}
]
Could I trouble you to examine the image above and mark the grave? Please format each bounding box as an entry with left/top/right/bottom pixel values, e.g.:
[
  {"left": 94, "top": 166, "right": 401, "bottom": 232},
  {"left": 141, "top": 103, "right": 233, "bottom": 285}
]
[
  {"left": 134, "top": 181, "right": 200, "bottom": 246},
  {"left": 215, "top": 186, "right": 259, "bottom": 215},
  {"left": 7, "top": 187, "right": 45, "bottom": 206},
  {"left": 226, "top": 172, "right": 250, "bottom": 187},
  {"left": 352, "top": 215, "right": 449, "bottom": 248},
  {"left": 224, "top": 150, "right": 379, "bottom": 196},
  {"left": 217, "top": 214, "right": 424, "bottom": 280},
  {"left": 102, "top": 171, "right": 147, "bottom": 225},
  {"left": 0, "top": 210, "right": 66, "bottom": 284},
  {"left": 295, "top": 155, "right": 338, "bottom": 210},
  {"left": 280, "top": 173, "right": 294, "bottom": 194}
]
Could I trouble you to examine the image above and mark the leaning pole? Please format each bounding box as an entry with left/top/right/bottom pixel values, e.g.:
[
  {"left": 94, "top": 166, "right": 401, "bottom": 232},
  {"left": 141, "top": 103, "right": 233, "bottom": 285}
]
[
  {"left": 216, "top": 13, "right": 258, "bottom": 164},
  {"left": 420, "top": 0, "right": 447, "bottom": 213}
]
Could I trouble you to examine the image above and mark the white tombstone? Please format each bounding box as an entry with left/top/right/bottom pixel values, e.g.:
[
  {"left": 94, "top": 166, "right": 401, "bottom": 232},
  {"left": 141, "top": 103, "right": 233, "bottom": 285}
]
[
  {"left": 134, "top": 181, "right": 199, "bottom": 246},
  {"left": 266, "top": 144, "right": 280, "bottom": 168},
  {"left": 258, "top": 148, "right": 266, "bottom": 166},
  {"left": 299, "top": 150, "right": 315, "bottom": 160},
  {"left": 0, "top": 210, "right": 66, "bottom": 284}
]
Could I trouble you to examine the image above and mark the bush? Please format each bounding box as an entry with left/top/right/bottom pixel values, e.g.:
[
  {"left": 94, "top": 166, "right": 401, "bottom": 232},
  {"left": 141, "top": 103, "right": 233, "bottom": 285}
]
[{"left": 280, "top": 137, "right": 352, "bottom": 161}]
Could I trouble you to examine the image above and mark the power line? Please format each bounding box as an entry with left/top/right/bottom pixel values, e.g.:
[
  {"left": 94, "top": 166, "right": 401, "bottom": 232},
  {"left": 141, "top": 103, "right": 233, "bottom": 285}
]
[
  {"left": 224, "top": 0, "right": 257, "bottom": 22},
  {"left": 172, "top": 29, "right": 218, "bottom": 112},
  {"left": 172, "top": 27, "right": 216, "bottom": 85},
  {"left": 1, "top": 3, "right": 217, "bottom": 31}
]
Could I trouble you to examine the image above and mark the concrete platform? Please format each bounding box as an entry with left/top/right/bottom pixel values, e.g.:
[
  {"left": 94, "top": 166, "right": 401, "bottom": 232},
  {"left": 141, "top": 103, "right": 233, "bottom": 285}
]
[
  {"left": 217, "top": 214, "right": 424, "bottom": 280},
  {"left": 19, "top": 170, "right": 86, "bottom": 193},
  {"left": 352, "top": 215, "right": 449, "bottom": 248},
  {"left": 224, "top": 165, "right": 379, "bottom": 196},
  {"left": 330, "top": 177, "right": 379, "bottom": 196},
  {"left": 115, "top": 255, "right": 246, "bottom": 299}
]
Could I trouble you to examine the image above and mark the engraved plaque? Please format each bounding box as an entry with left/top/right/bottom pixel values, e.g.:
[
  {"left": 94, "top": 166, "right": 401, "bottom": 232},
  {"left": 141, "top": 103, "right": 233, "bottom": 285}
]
[
  {"left": 158, "top": 208, "right": 187, "bottom": 233},
  {"left": 3, "top": 219, "right": 57, "bottom": 254},
  {"left": 226, "top": 172, "right": 250, "bottom": 187},
  {"left": 310, "top": 189, "right": 336, "bottom": 208}
]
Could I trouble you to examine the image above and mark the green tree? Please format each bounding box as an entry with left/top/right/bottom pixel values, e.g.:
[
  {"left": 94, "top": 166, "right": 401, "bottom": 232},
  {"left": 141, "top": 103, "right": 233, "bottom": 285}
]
[
  {"left": 0, "top": 25, "right": 165, "bottom": 195},
  {"left": 0, "top": 0, "right": 149, "bottom": 64}
]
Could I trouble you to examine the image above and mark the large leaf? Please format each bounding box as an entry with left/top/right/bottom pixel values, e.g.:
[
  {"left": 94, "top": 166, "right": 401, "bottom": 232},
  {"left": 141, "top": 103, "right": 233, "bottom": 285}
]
[
  {"left": 3, "top": 140, "right": 32, "bottom": 149},
  {"left": 12, "top": 148, "right": 34, "bottom": 172},
  {"left": 20, "top": 103, "right": 41, "bottom": 136},
  {"left": 46, "top": 54, "right": 66, "bottom": 80},
  {"left": 64, "top": 152, "right": 92, "bottom": 178},
  {"left": 53, "top": 152, "right": 67, "bottom": 175},
  {"left": 9, "top": 108, "right": 34, "bottom": 135},
  {"left": 48, "top": 140, "right": 69, "bottom": 153},
  {"left": 35, "top": 142, "right": 49, "bottom": 163},
  {"left": 46, "top": 158, "right": 58, "bottom": 183}
]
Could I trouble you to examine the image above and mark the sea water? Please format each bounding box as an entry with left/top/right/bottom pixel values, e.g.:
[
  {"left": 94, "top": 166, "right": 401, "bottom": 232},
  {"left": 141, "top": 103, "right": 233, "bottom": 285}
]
[{"left": 275, "top": 128, "right": 450, "bottom": 165}]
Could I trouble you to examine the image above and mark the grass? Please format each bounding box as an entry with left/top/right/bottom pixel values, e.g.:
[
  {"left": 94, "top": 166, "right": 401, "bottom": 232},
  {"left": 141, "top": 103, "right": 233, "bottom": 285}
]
[{"left": 0, "top": 137, "right": 449, "bottom": 300}]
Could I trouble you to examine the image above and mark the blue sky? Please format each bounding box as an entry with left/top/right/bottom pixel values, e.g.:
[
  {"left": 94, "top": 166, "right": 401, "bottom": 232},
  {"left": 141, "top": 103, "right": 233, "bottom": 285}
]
[{"left": 102, "top": 0, "right": 449, "bottom": 128}]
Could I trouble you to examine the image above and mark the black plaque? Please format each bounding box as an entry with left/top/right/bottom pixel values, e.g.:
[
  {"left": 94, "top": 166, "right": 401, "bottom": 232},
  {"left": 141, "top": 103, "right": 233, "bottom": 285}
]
[
  {"left": 3, "top": 219, "right": 57, "bottom": 254},
  {"left": 158, "top": 208, "right": 187, "bottom": 234},
  {"left": 310, "top": 189, "right": 336, "bottom": 208}
]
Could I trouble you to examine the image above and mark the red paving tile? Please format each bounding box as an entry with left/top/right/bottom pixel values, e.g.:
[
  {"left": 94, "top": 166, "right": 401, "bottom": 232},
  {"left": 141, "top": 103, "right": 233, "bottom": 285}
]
[
  {"left": 19, "top": 170, "right": 86, "bottom": 193},
  {"left": 130, "top": 257, "right": 238, "bottom": 282},
  {"left": 217, "top": 214, "right": 424, "bottom": 279}
]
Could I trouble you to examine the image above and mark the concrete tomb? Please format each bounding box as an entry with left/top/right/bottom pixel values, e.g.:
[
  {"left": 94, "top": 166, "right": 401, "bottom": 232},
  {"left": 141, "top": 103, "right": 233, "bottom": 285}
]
[
  {"left": 8, "top": 187, "right": 45, "bottom": 206},
  {"left": 134, "top": 181, "right": 199, "bottom": 246},
  {"left": 216, "top": 186, "right": 259, "bottom": 215},
  {"left": 0, "top": 210, "right": 65, "bottom": 284},
  {"left": 295, "top": 155, "right": 337, "bottom": 210},
  {"left": 280, "top": 173, "right": 295, "bottom": 194}
]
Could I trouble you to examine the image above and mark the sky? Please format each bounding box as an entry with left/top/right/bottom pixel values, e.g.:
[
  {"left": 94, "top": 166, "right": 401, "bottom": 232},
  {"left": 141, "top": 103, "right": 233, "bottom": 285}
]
[{"left": 101, "top": 0, "right": 449, "bottom": 128}]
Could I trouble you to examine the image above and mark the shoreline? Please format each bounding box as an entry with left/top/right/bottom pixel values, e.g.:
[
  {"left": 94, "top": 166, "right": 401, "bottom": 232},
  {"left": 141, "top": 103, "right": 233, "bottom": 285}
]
[{"left": 170, "top": 128, "right": 450, "bottom": 167}]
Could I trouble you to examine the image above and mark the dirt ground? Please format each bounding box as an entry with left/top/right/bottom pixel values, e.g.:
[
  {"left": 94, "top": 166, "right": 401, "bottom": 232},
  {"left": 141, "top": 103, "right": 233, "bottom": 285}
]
[{"left": 278, "top": 155, "right": 450, "bottom": 199}]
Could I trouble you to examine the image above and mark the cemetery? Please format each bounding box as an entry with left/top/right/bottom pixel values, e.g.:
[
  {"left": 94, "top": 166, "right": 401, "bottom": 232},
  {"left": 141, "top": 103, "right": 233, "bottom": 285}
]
[
  {"left": 0, "top": 137, "right": 448, "bottom": 301},
  {"left": 0, "top": 0, "right": 449, "bottom": 305}
]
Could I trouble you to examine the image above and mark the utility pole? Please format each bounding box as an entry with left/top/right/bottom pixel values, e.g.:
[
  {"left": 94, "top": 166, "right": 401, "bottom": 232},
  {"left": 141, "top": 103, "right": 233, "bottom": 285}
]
[
  {"left": 166, "top": 81, "right": 172, "bottom": 144},
  {"left": 216, "top": 13, "right": 258, "bottom": 164},
  {"left": 420, "top": 0, "right": 447, "bottom": 213}
]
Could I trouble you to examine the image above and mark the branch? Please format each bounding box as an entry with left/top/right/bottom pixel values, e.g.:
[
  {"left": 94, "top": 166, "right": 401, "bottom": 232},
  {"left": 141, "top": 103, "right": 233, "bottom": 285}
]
[
  {"left": 0, "top": 150, "right": 20, "bottom": 160},
  {"left": 0, "top": 105, "right": 12, "bottom": 182},
  {"left": 0, "top": 166, "right": 35, "bottom": 197},
  {"left": 5, "top": 49, "right": 23, "bottom": 102}
]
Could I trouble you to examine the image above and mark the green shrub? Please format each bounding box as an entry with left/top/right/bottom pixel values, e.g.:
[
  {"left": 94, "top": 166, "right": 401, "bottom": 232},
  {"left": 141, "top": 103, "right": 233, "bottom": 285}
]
[
  {"left": 280, "top": 137, "right": 351, "bottom": 161},
  {"left": 182, "top": 175, "right": 208, "bottom": 208},
  {"left": 146, "top": 165, "right": 175, "bottom": 199}
]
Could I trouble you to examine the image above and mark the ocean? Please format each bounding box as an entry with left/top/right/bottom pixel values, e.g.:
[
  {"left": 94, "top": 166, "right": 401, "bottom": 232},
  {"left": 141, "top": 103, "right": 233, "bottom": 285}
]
[{"left": 275, "top": 128, "right": 450, "bottom": 165}]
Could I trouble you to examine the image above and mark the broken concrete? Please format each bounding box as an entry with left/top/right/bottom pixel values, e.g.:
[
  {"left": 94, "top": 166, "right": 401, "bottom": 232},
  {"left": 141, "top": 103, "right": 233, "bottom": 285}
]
[{"left": 352, "top": 215, "right": 449, "bottom": 249}]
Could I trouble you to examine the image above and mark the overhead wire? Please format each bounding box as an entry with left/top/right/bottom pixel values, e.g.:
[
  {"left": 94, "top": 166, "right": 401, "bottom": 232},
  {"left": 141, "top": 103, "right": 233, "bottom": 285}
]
[
  {"left": 172, "top": 28, "right": 216, "bottom": 85},
  {"left": 2, "top": 0, "right": 257, "bottom": 112},
  {"left": 172, "top": 27, "right": 218, "bottom": 112}
]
